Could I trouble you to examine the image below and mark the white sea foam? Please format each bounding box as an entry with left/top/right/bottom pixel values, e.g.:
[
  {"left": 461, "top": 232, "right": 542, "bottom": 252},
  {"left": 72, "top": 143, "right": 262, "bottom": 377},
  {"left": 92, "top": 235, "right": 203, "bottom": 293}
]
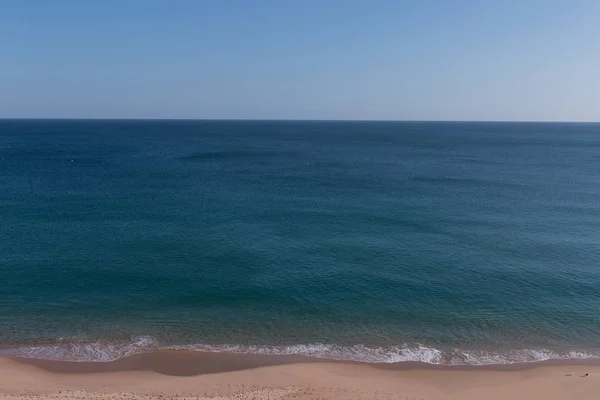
[
  {"left": 176, "top": 343, "right": 599, "bottom": 365},
  {"left": 1, "top": 338, "right": 598, "bottom": 365},
  {"left": 0, "top": 336, "right": 159, "bottom": 362},
  {"left": 176, "top": 343, "right": 446, "bottom": 364}
]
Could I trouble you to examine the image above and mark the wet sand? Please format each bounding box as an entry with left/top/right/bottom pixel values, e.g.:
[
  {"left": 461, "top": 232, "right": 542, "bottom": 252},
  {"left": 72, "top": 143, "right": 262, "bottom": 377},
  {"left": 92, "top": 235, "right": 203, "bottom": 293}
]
[{"left": 1, "top": 351, "right": 599, "bottom": 399}]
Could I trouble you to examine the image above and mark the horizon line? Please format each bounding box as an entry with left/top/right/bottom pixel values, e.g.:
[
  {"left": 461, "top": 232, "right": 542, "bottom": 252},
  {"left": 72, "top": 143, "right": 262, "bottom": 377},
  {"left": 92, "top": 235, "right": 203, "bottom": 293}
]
[{"left": 1, "top": 117, "right": 599, "bottom": 124}]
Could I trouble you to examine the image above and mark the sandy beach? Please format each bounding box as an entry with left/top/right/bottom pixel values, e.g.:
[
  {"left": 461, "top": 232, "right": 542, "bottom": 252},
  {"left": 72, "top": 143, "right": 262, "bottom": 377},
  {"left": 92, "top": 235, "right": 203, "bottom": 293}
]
[{"left": 1, "top": 352, "right": 599, "bottom": 400}]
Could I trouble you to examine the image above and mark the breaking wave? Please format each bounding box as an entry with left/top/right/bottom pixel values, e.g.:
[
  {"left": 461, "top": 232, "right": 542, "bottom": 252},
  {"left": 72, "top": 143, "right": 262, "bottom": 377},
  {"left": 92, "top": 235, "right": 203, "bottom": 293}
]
[
  {"left": 1, "top": 337, "right": 599, "bottom": 365},
  {"left": 0, "top": 336, "right": 160, "bottom": 362}
]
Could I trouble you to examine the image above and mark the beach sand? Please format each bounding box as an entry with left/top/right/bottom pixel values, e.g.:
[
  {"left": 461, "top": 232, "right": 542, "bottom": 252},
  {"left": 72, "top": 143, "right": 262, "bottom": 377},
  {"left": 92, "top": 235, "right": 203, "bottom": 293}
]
[{"left": 1, "top": 352, "right": 599, "bottom": 400}]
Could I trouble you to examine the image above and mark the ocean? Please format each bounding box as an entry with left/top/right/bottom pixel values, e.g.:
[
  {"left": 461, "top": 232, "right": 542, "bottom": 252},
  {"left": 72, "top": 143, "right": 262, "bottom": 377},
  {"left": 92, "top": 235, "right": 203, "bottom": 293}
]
[{"left": 1, "top": 119, "right": 600, "bottom": 365}]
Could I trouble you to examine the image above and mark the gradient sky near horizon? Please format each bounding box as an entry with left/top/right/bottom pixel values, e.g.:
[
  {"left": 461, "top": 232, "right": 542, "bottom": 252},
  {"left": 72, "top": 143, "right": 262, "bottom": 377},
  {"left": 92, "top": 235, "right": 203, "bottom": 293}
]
[{"left": 1, "top": 0, "right": 599, "bottom": 121}]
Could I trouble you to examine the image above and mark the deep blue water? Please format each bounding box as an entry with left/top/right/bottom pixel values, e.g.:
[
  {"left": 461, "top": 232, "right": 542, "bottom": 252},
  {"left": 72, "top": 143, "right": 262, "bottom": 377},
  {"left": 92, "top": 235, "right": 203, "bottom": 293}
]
[{"left": 1, "top": 119, "right": 600, "bottom": 364}]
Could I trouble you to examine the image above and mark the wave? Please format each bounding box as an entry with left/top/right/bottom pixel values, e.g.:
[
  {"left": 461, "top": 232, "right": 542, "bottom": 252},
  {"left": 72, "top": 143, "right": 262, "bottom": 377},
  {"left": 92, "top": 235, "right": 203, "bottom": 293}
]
[
  {"left": 176, "top": 343, "right": 599, "bottom": 365},
  {"left": 0, "top": 336, "right": 159, "bottom": 362},
  {"left": 1, "top": 337, "right": 599, "bottom": 365}
]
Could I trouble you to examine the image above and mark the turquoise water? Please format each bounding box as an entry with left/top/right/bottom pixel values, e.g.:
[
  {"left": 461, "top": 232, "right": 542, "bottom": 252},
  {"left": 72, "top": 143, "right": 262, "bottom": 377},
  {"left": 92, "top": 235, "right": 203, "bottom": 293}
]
[{"left": 1, "top": 120, "right": 600, "bottom": 364}]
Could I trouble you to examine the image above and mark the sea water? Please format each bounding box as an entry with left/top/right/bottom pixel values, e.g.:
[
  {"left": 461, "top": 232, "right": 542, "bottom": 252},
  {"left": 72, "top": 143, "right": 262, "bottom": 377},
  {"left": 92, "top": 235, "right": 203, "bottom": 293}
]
[{"left": 1, "top": 120, "right": 600, "bottom": 364}]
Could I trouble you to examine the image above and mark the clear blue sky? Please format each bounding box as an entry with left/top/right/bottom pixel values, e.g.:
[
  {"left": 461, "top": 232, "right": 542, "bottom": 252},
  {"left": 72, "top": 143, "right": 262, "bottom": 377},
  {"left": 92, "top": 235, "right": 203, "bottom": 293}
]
[{"left": 1, "top": 0, "right": 599, "bottom": 121}]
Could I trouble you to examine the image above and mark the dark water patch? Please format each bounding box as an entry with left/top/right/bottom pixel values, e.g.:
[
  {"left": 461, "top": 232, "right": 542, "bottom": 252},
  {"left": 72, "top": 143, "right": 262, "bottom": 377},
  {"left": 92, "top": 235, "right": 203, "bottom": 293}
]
[{"left": 178, "top": 150, "right": 296, "bottom": 161}]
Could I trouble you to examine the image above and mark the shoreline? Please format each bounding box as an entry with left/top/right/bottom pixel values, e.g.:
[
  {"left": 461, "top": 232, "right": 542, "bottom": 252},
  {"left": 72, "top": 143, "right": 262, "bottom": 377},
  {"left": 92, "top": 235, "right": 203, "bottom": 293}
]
[
  {"left": 4, "top": 337, "right": 600, "bottom": 365},
  {"left": 10, "top": 349, "right": 600, "bottom": 375},
  {"left": 2, "top": 352, "right": 600, "bottom": 400}
]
